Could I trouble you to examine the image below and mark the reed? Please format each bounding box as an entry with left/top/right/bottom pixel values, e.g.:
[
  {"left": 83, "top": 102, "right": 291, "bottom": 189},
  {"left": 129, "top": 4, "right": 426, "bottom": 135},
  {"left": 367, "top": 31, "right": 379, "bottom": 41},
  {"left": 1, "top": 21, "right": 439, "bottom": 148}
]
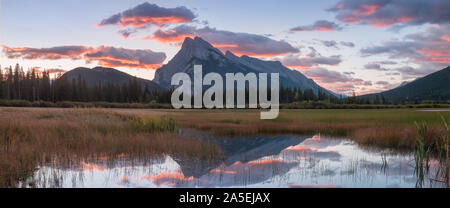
[
  {"left": 413, "top": 117, "right": 450, "bottom": 187},
  {"left": 435, "top": 116, "right": 449, "bottom": 187}
]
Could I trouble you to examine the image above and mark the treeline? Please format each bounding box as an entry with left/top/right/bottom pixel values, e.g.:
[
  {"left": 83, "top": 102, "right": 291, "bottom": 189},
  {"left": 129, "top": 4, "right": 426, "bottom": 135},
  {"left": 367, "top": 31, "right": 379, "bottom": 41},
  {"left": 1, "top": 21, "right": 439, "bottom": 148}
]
[
  {"left": 0, "top": 63, "right": 340, "bottom": 105},
  {"left": 279, "top": 87, "right": 340, "bottom": 104},
  {"left": 2, "top": 63, "right": 440, "bottom": 107},
  {"left": 0, "top": 64, "right": 173, "bottom": 103}
]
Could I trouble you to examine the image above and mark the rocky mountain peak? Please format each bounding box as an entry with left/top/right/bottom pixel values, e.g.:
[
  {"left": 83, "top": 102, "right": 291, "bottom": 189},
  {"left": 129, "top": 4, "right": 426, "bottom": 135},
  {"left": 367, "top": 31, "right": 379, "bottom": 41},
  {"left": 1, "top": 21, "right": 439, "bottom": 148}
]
[{"left": 176, "top": 36, "right": 223, "bottom": 61}]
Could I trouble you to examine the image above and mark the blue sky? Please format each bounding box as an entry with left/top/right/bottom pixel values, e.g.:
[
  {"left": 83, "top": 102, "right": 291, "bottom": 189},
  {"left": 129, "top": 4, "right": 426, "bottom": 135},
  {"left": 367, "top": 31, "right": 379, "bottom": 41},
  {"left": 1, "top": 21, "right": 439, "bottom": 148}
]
[{"left": 1, "top": 0, "right": 449, "bottom": 95}]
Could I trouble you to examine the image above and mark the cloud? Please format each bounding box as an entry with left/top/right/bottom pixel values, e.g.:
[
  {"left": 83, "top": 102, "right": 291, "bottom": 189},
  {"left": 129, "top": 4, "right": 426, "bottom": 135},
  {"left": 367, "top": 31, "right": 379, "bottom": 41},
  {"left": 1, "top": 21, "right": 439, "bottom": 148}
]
[
  {"left": 363, "top": 60, "right": 398, "bottom": 71},
  {"left": 327, "top": 0, "right": 450, "bottom": 28},
  {"left": 281, "top": 55, "right": 342, "bottom": 69},
  {"left": 373, "top": 80, "right": 400, "bottom": 90},
  {"left": 2, "top": 45, "right": 166, "bottom": 69},
  {"left": 393, "top": 65, "right": 438, "bottom": 79},
  {"left": 320, "top": 40, "right": 339, "bottom": 48},
  {"left": 361, "top": 24, "right": 450, "bottom": 65},
  {"left": 278, "top": 47, "right": 342, "bottom": 69},
  {"left": 290, "top": 20, "right": 342, "bottom": 32},
  {"left": 375, "top": 81, "right": 389, "bottom": 85},
  {"left": 118, "top": 28, "right": 138, "bottom": 39},
  {"left": 98, "top": 2, "right": 196, "bottom": 29},
  {"left": 84, "top": 46, "right": 166, "bottom": 69},
  {"left": 2, "top": 46, "right": 92, "bottom": 60},
  {"left": 386, "top": 72, "right": 400, "bottom": 76},
  {"left": 361, "top": 81, "right": 373, "bottom": 86},
  {"left": 147, "top": 24, "right": 197, "bottom": 43},
  {"left": 377, "top": 60, "right": 397, "bottom": 65},
  {"left": 302, "top": 67, "right": 372, "bottom": 95},
  {"left": 148, "top": 25, "right": 299, "bottom": 57},
  {"left": 340, "top": 41, "right": 355, "bottom": 47},
  {"left": 320, "top": 40, "right": 355, "bottom": 48},
  {"left": 303, "top": 67, "right": 354, "bottom": 83},
  {"left": 364, "top": 63, "right": 389, "bottom": 71}
]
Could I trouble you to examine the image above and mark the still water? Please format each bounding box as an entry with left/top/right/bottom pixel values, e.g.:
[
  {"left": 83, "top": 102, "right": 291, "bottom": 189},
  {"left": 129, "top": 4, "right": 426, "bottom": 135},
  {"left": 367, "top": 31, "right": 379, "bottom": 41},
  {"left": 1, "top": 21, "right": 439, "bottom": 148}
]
[{"left": 29, "top": 133, "right": 447, "bottom": 188}]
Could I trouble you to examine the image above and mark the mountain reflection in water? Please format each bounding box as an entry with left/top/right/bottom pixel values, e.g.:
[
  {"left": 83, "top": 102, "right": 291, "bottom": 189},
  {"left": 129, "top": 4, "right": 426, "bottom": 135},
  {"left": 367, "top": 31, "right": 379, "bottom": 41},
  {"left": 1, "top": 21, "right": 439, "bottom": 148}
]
[{"left": 30, "top": 134, "right": 447, "bottom": 188}]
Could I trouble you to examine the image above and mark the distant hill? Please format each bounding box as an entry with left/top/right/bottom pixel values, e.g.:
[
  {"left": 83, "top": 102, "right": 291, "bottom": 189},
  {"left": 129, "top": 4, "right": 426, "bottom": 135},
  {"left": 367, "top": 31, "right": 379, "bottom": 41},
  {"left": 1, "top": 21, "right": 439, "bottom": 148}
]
[
  {"left": 153, "top": 37, "right": 337, "bottom": 97},
  {"left": 60, "top": 66, "right": 163, "bottom": 92},
  {"left": 360, "top": 66, "right": 450, "bottom": 103}
]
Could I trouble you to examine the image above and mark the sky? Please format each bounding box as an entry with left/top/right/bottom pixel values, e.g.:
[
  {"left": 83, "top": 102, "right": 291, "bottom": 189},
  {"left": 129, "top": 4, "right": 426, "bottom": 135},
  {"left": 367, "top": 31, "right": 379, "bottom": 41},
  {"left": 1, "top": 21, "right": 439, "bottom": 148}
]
[{"left": 1, "top": 0, "right": 449, "bottom": 95}]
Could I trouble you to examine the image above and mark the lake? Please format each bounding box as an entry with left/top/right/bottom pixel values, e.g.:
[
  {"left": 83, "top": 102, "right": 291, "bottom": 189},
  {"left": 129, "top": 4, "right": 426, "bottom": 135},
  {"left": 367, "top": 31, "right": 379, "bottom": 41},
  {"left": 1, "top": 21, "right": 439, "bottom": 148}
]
[{"left": 26, "top": 131, "right": 448, "bottom": 188}]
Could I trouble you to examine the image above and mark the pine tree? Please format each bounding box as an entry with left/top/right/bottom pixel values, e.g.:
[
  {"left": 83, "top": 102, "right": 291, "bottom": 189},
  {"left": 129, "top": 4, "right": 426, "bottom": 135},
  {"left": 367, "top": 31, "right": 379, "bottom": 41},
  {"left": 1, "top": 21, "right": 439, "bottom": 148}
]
[
  {"left": 31, "top": 68, "right": 37, "bottom": 101},
  {"left": 0, "top": 65, "right": 3, "bottom": 99},
  {"left": 6, "top": 66, "right": 13, "bottom": 100},
  {"left": 13, "top": 64, "right": 21, "bottom": 99}
]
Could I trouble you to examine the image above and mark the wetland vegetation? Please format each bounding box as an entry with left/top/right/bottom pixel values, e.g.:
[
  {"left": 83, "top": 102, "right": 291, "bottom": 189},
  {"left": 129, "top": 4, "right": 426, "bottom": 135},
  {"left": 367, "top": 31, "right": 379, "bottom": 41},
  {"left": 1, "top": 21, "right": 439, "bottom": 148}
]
[{"left": 0, "top": 107, "right": 448, "bottom": 187}]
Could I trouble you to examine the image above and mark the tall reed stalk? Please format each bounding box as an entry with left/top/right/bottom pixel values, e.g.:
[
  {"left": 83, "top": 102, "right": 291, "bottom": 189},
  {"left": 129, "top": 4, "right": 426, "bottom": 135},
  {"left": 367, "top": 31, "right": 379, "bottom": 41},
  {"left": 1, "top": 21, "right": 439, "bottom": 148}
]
[
  {"left": 436, "top": 116, "right": 449, "bottom": 187},
  {"left": 414, "top": 117, "right": 450, "bottom": 188},
  {"left": 414, "top": 122, "right": 431, "bottom": 188}
]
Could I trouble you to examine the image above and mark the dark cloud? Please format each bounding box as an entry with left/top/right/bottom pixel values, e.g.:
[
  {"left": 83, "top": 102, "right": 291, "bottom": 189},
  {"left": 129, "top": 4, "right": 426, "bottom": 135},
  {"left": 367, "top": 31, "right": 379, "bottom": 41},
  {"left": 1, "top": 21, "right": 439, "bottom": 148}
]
[
  {"left": 2, "top": 45, "right": 166, "bottom": 70},
  {"left": 148, "top": 25, "right": 299, "bottom": 57},
  {"left": 99, "top": 2, "right": 196, "bottom": 28},
  {"left": 327, "top": 0, "right": 450, "bottom": 28},
  {"left": 290, "top": 20, "right": 342, "bottom": 32},
  {"left": 340, "top": 41, "right": 355, "bottom": 47}
]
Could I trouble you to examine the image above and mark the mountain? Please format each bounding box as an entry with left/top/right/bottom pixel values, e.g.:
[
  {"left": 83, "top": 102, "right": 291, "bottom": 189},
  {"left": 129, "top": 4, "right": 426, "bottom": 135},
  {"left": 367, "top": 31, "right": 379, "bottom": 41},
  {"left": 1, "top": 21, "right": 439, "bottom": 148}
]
[
  {"left": 61, "top": 66, "right": 163, "bottom": 91},
  {"left": 361, "top": 66, "right": 450, "bottom": 102},
  {"left": 153, "top": 37, "right": 337, "bottom": 97}
]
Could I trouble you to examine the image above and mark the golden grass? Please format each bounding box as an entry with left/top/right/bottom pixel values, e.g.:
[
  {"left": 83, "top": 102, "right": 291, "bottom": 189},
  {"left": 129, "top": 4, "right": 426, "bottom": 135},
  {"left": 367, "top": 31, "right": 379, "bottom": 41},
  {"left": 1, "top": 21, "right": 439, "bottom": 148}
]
[
  {"left": 0, "top": 108, "right": 222, "bottom": 187},
  {"left": 166, "top": 109, "right": 450, "bottom": 151}
]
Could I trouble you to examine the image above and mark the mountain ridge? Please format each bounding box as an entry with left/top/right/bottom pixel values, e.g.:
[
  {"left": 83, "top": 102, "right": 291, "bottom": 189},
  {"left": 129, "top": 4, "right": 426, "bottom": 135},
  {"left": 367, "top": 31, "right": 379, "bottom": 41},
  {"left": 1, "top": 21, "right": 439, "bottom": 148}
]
[
  {"left": 360, "top": 66, "right": 450, "bottom": 102},
  {"left": 60, "top": 66, "right": 163, "bottom": 92},
  {"left": 154, "top": 37, "right": 338, "bottom": 97}
]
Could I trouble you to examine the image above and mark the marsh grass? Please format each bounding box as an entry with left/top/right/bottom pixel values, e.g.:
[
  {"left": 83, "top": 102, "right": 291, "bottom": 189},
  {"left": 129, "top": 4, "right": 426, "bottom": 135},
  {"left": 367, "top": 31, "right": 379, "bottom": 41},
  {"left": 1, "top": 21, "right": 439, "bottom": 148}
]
[
  {"left": 2, "top": 107, "right": 450, "bottom": 187},
  {"left": 170, "top": 109, "right": 450, "bottom": 150},
  {"left": 435, "top": 116, "right": 449, "bottom": 187},
  {"left": 126, "top": 116, "right": 176, "bottom": 133},
  {"left": 0, "top": 108, "right": 222, "bottom": 187},
  {"left": 414, "top": 117, "right": 450, "bottom": 187}
]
